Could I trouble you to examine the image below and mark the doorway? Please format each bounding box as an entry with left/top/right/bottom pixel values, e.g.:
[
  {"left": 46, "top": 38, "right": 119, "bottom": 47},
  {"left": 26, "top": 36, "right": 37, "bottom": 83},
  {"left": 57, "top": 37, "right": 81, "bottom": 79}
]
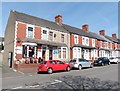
[{"left": 42, "top": 47, "right": 46, "bottom": 60}]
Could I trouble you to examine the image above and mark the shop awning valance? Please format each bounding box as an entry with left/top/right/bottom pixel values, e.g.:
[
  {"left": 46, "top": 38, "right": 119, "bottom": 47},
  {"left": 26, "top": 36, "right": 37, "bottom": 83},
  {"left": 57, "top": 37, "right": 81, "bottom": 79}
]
[
  {"left": 71, "top": 44, "right": 96, "bottom": 49},
  {"left": 100, "top": 48, "right": 112, "bottom": 51},
  {"left": 22, "top": 38, "right": 68, "bottom": 47}
]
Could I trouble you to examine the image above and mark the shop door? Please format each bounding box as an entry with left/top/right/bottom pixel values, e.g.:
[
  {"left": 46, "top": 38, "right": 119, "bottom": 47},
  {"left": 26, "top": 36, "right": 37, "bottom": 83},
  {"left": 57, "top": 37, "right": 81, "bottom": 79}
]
[{"left": 42, "top": 48, "right": 46, "bottom": 60}]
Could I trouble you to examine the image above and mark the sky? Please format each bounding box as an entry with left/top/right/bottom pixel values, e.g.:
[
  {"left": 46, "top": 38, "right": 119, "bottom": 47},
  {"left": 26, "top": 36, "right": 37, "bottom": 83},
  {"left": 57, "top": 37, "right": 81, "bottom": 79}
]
[{"left": 1, "top": 2, "right": 118, "bottom": 38}]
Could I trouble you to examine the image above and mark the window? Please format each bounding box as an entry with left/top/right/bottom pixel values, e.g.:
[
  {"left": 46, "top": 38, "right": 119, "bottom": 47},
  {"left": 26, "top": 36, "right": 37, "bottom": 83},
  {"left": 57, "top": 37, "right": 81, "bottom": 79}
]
[
  {"left": 49, "top": 61, "right": 56, "bottom": 64},
  {"left": 86, "top": 38, "right": 89, "bottom": 46},
  {"left": 61, "top": 34, "right": 65, "bottom": 42},
  {"left": 74, "top": 35, "right": 78, "bottom": 44},
  {"left": 58, "top": 48, "right": 61, "bottom": 58},
  {"left": 63, "top": 48, "right": 66, "bottom": 58},
  {"left": 82, "top": 37, "right": 85, "bottom": 45},
  {"left": 22, "top": 45, "right": 37, "bottom": 58},
  {"left": 28, "top": 27, "right": 33, "bottom": 38},
  {"left": 43, "top": 30, "right": 47, "bottom": 34},
  {"left": 57, "top": 61, "right": 64, "bottom": 64},
  {"left": 49, "top": 31, "right": 53, "bottom": 41},
  {"left": 92, "top": 39, "right": 95, "bottom": 47},
  {"left": 22, "top": 45, "right": 27, "bottom": 58}
]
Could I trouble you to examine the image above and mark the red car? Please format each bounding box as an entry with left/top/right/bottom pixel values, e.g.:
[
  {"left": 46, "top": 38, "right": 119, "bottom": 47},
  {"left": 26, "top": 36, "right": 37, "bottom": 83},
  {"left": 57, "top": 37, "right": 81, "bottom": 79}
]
[{"left": 37, "top": 60, "right": 72, "bottom": 74}]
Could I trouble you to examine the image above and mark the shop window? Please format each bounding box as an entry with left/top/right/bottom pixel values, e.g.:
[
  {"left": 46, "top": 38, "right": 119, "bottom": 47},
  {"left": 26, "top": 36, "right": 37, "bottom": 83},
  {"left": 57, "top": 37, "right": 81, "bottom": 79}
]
[
  {"left": 22, "top": 45, "right": 27, "bottom": 58},
  {"left": 58, "top": 48, "right": 61, "bottom": 58},
  {"left": 27, "top": 27, "right": 33, "bottom": 38},
  {"left": 22, "top": 45, "right": 37, "bottom": 58},
  {"left": 61, "top": 34, "right": 65, "bottom": 42},
  {"left": 63, "top": 48, "right": 66, "bottom": 58}
]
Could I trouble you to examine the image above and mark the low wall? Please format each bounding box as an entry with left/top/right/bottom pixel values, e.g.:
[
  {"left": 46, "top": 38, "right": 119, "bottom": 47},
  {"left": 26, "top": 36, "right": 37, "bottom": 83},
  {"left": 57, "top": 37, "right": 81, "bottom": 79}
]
[
  {"left": 0, "top": 52, "right": 3, "bottom": 65},
  {"left": 14, "top": 64, "right": 39, "bottom": 73}
]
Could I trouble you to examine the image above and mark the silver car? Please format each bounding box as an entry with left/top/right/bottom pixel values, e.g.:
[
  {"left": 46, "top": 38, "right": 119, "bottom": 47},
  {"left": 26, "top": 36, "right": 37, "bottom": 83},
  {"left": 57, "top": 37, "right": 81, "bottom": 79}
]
[{"left": 69, "top": 58, "right": 93, "bottom": 70}]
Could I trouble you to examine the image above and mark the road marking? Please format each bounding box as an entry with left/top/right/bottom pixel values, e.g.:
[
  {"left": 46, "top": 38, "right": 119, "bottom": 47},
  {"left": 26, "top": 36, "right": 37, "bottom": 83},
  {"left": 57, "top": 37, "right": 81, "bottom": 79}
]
[
  {"left": 26, "top": 85, "right": 40, "bottom": 88},
  {"left": 50, "top": 80, "right": 62, "bottom": 85},
  {"left": 12, "top": 86, "right": 23, "bottom": 89}
]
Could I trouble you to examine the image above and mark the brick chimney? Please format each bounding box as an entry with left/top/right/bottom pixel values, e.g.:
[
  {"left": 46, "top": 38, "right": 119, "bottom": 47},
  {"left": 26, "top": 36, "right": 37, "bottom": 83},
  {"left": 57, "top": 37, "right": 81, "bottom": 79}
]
[
  {"left": 112, "top": 33, "right": 117, "bottom": 39},
  {"left": 82, "top": 24, "right": 89, "bottom": 32},
  {"left": 55, "top": 15, "right": 62, "bottom": 25},
  {"left": 99, "top": 30, "right": 105, "bottom": 36}
]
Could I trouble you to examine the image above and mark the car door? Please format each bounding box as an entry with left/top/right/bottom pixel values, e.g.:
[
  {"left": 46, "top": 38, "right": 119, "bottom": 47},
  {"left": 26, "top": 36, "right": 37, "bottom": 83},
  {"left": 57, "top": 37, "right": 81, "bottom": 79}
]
[
  {"left": 57, "top": 60, "right": 65, "bottom": 71},
  {"left": 84, "top": 59, "right": 90, "bottom": 67},
  {"left": 49, "top": 61, "right": 57, "bottom": 71},
  {"left": 79, "top": 59, "right": 86, "bottom": 67}
]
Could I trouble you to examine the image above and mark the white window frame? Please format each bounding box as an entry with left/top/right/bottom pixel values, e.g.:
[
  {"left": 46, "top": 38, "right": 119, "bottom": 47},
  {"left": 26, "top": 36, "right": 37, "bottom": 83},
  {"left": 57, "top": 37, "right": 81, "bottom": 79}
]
[
  {"left": 92, "top": 39, "right": 95, "bottom": 47},
  {"left": 86, "top": 37, "right": 89, "bottom": 46},
  {"left": 100, "top": 41, "right": 102, "bottom": 48},
  {"left": 26, "top": 24, "right": 34, "bottom": 38},
  {"left": 41, "top": 27, "right": 48, "bottom": 40},
  {"left": 82, "top": 37, "right": 85, "bottom": 45},
  {"left": 74, "top": 35, "right": 78, "bottom": 44}
]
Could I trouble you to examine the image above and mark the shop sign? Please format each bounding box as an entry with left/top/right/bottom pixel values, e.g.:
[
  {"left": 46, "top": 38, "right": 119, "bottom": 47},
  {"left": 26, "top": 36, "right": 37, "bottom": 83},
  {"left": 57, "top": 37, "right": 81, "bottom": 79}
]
[{"left": 54, "top": 50, "right": 58, "bottom": 54}]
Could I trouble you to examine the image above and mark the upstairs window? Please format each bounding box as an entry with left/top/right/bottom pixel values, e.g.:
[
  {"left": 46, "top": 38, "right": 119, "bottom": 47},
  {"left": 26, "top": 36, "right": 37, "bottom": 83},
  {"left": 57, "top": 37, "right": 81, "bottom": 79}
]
[
  {"left": 86, "top": 38, "right": 89, "bottom": 46},
  {"left": 49, "top": 31, "right": 53, "bottom": 41},
  {"left": 43, "top": 30, "right": 47, "bottom": 34},
  {"left": 92, "top": 39, "right": 95, "bottom": 47},
  {"left": 61, "top": 34, "right": 65, "bottom": 42},
  {"left": 74, "top": 35, "right": 78, "bottom": 44},
  {"left": 82, "top": 37, "right": 85, "bottom": 45},
  {"left": 100, "top": 41, "right": 102, "bottom": 48},
  {"left": 28, "top": 27, "right": 33, "bottom": 38}
]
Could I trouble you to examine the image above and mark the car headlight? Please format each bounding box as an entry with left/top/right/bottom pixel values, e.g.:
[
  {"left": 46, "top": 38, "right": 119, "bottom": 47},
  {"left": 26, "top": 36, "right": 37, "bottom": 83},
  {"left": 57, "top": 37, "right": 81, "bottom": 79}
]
[{"left": 99, "top": 60, "right": 102, "bottom": 63}]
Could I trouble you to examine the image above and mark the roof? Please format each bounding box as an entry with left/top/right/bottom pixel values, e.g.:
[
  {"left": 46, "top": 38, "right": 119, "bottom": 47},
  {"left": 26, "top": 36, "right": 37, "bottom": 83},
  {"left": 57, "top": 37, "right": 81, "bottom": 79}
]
[
  {"left": 12, "top": 11, "right": 69, "bottom": 34},
  {"left": 62, "top": 24, "right": 107, "bottom": 41},
  {"left": 105, "top": 35, "right": 118, "bottom": 43},
  {"left": 23, "top": 38, "right": 68, "bottom": 47}
]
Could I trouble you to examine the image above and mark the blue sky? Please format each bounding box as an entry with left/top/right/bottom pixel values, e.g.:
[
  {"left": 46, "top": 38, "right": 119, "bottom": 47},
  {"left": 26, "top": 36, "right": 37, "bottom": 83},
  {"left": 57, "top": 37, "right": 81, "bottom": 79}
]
[{"left": 1, "top": 2, "right": 118, "bottom": 38}]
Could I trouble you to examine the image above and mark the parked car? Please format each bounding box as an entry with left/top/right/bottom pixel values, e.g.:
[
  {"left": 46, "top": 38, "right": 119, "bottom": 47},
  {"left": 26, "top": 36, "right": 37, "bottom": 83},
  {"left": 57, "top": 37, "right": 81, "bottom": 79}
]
[
  {"left": 37, "top": 60, "right": 72, "bottom": 74},
  {"left": 69, "top": 58, "right": 93, "bottom": 70},
  {"left": 94, "top": 57, "right": 110, "bottom": 66},
  {"left": 109, "top": 57, "right": 120, "bottom": 64}
]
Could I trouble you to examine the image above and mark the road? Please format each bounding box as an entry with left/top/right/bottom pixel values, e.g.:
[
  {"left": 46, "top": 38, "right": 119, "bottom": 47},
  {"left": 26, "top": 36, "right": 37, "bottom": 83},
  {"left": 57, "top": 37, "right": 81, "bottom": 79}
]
[{"left": 2, "top": 64, "right": 119, "bottom": 90}]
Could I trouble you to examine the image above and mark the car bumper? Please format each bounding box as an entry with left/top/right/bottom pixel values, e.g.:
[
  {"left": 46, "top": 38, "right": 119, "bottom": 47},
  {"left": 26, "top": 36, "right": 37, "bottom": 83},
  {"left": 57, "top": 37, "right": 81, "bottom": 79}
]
[
  {"left": 70, "top": 64, "right": 79, "bottom": 68},
  {"left": 94, "top": 63, "right": 102, "bottom": 66}
]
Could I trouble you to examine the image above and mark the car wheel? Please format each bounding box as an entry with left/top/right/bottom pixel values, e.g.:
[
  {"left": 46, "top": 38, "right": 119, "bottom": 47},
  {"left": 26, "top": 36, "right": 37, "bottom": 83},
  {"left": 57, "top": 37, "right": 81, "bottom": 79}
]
[
  {"left": 47, "top": 68, "right": 53, "bottom": 74},
  {"left": 66, "top": 66, "right": 71, "bottom": 71},
  {"left": 78, "top": 65, "right": 82, "bottom": 70},
  {"left": 90, "top": 63, "right": 93, "bottom": 68},
  {"left": 101, "top": 63, "right": 104, "bottom": 66},
  {"left": 108, "top": 62, "right": 110, "bottom": 65}
]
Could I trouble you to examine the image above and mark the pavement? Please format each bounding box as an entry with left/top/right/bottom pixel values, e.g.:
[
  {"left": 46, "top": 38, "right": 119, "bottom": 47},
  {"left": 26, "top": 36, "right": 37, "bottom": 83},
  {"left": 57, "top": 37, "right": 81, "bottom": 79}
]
[{"left": 1, "top": 63, "right": 119, "bottom": 90}]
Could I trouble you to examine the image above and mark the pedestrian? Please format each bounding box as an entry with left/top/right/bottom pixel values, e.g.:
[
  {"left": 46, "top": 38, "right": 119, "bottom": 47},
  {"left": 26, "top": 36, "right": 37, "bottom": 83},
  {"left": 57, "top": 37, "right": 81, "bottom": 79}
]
[{"left": 38, "top": 57, "right": 42, "bottom": 63}]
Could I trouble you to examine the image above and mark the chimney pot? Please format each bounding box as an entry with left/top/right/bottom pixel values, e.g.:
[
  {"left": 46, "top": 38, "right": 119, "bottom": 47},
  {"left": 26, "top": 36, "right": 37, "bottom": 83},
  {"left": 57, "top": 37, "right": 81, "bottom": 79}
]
[
  {"left": 82, "top": 24, "right": 89, "bottom": 32},
  {"left": 99, "top": 30, "right": 105, "bottom": 36},
  {"left": 112, "top": 34, "right": 117, "bottom": 39},
  {"left": 55, "top": 15, "right": 62, "bottom": 25}
]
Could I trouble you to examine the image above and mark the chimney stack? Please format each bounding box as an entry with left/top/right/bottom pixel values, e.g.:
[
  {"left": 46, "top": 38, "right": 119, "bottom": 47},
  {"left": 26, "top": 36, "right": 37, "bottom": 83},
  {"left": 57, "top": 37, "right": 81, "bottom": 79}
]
[
  {"left": 55, "top": 15, "right": 62, "bottom": 25},
  {"left": 99, "top": 30, "right": 105, "bottom": 36},
  {"left": 82, "top": 24, "right": 89, "bottom": 32},
  {"left": 112, "top": 33, "right": 117, "bottom": 39}
]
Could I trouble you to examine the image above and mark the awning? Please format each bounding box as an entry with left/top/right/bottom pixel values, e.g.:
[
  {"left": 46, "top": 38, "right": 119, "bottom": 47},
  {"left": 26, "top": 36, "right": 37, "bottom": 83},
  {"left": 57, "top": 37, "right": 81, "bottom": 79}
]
[
  {"left": 71, "top": 44, "right": 96, "bottom": 49},
  {"left": 22, "top": 38, "right": 68, "bottom": 47}
]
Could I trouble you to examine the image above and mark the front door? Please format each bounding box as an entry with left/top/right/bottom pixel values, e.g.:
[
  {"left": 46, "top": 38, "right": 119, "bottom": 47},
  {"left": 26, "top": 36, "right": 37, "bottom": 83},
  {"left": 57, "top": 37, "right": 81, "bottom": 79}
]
[
  {"left": 42, "top": 47, "right": 46, "bottom": 60},
  {"left": 49, "top": 48, "right": 53, "bottom": 60}
]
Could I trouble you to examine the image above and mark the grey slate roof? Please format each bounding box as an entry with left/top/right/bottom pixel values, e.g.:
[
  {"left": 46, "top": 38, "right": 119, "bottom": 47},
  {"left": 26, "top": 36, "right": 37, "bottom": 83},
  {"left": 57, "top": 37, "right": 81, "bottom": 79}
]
[
  {"left": 13, "top": 11, "right": 69, "bottom": 34},
  {"left": 105, "top": 35, "right": 118, "bottom": 43},
  {"left": 62, "top": 24, "right": 107, "bottom": 41},
  {"left": 11, "top": 10, "right": 118, "bottom": 42}
]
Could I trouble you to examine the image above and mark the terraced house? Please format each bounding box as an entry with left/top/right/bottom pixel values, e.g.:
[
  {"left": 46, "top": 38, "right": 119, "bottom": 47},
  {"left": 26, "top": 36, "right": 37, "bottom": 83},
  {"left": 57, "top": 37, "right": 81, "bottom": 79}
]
[{"left": 3, "top": 10, "right": 120, "bottom": 69}]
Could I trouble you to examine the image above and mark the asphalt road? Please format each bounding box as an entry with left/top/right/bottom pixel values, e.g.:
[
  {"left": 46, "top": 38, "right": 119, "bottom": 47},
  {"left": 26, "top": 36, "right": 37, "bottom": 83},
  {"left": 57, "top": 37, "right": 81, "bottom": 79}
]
[{"left": 2, "top": 63, "right": 119, "bottom": 90}]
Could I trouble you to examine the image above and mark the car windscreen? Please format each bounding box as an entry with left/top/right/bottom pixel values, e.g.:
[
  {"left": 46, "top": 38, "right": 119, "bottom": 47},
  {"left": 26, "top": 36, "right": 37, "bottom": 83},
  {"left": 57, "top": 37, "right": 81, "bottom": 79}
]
[
  {"left": 70, "top": 60, "right": 76, "bottom": 63},
  {"left": 110, "top": 57, "right": 114, "bottom": 59},
  {"left": 98, "top": 58, "right": 103, "bottom": 60}
]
